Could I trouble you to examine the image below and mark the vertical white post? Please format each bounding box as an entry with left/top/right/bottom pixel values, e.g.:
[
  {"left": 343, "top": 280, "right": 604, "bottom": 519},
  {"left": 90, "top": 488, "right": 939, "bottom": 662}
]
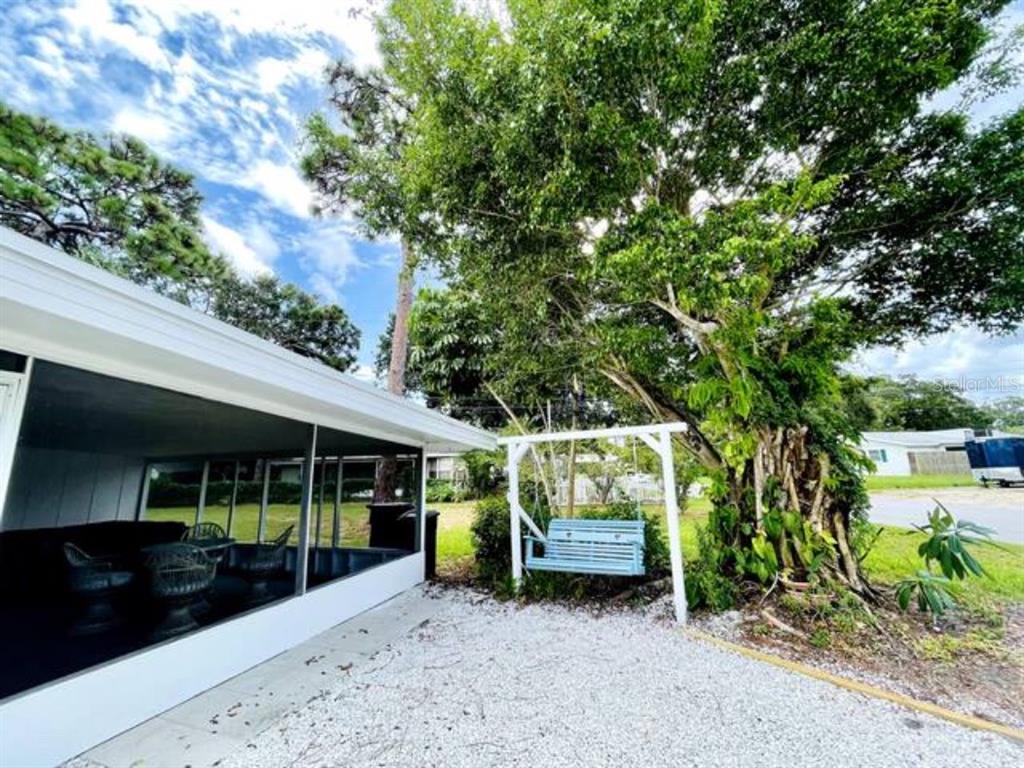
[
  {"left": 294, "top": 425, "right": 318, "bottom": 596},
  {"left": 507, "top": 442, "right": 523, "bottom": 587},
  {"left": 659, "top": 430, "right": 687, "bottom": 624},
  {"left": 313, "top": 456, "right": 325, "bottom": 566},
  {"left": 332, "top": 458, "right": 343, "bottom": 548},
  {"left": 258, "top": 459, "right": 271, "bottom": 543},
  {"left": 419, "top": 449, "right": 428, "bottom": 554},
  {"left": 195, "top": 460, "right": 210, "bottom": 525},
  {"left": 135, "top": 463, "right": 152, "bottom": 521},
  {"left": 226, "top": 460, "right": 240, "bottom": 536}
]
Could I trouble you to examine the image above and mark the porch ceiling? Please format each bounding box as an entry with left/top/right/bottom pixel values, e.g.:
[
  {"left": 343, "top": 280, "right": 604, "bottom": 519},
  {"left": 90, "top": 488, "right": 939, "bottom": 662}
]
[{"left": 20, "top": 361, "right": 412, "bottom": 459}]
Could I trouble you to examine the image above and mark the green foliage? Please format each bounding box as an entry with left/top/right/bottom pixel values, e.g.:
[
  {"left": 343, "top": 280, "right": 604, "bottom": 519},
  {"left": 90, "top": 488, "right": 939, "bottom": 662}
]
[
  {"left": 368, "top": 0, "right": 1022, "bottom": 601},
  {"left": 0, "top": 103, "right": 227, "bottom": 299},
  {"left": 808, "top": 627, "right": 832, "bottom": 649},
  {"left": 462, "top": 449, "right": 502, "bottom": 498},
  {"left": 984, "top": 396, "right": 1024, "bottom": 432},
  {"left": 684, "top": 524, "right": 739, "bottom": 612},
  {"left": 0, "top": 103, "right": 361, "bottom": 373},
  {"left": 896, "top": 503, "right": 998, "bottom": 617},
  {"left": 377, "top": 287, "right": 500, "bottom": 425},
  {"left": 212, "top": 274, "right": 360, "bottom": 372},
  {"left": 471, "top": 496, "right": 517, "bottom": 584},
  {"left": 426, "top": 478, "right": 468, "bottom": 504},
  {"left": 895, "top": 571, "right": 957, "bottom": 616},
  {"left": 840, "top": 374, "right": 996, "bottom": 432},
  {"left": 912, "top": 503, "right": 997, "bottom": 581}
]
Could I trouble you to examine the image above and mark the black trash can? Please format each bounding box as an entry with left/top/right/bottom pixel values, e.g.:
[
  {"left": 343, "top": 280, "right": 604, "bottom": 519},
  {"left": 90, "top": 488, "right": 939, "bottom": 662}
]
[
  {"left": 424, "top": 509, "right": 440, "bottom": 579},
  {"left": 367, "top": 502, "right": 415, "bottom": 549}
]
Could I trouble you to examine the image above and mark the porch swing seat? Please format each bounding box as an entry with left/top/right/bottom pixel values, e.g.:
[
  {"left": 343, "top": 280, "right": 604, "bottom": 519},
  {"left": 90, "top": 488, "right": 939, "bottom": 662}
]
[{"left": 524, "top": 518, "right": 645, "bottom": 576}]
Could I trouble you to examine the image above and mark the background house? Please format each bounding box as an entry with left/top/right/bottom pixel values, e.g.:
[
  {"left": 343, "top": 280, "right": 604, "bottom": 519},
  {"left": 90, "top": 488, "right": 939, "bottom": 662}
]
[{"left": 860, "top": 429, "right": 995, "bottom": 476}]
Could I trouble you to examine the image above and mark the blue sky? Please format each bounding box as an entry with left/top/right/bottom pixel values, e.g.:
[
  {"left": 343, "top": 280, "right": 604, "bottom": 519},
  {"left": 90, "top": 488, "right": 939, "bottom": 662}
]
[{"left": 1, "top": 0, "right": 1021, "bottom": 400}]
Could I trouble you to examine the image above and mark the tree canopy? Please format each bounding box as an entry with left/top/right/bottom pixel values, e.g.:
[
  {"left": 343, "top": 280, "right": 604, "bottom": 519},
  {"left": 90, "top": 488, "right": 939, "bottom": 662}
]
[
  {"left": 0, "top": 103, "right": 227, "bottom": 301},
  {"left": 839, "top": 375, "right": 996, "bottom": 432},
  {"left": 0, "top": 104, "right": 360, "bottom": 373},
  {"left": 368, "top": 0, "right": 1023, "bottom": 597}
]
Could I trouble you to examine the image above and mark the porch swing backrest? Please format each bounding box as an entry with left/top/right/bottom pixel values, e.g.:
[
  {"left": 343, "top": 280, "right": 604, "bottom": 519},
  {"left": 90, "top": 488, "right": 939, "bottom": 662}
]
[{"left": 525, "top": 518, "right": 645, "bottom": 576}]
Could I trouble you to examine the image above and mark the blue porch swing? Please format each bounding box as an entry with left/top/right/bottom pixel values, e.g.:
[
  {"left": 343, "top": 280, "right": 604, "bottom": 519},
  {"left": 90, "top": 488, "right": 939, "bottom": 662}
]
[
  {"left": 502, "top": 422, "right": 689, "bottom": 624},
  {"left": 521, "top": 436, "right": 646, "bottom": 577}
]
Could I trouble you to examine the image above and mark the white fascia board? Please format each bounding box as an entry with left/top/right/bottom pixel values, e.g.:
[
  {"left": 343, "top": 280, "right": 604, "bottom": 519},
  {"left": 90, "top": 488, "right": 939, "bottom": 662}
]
[
  {"left": 0, "top": 228, "right": 495, "bottom": 453},
  {"left": 497, "top": 422, "right": 690, "bottom": 446}
]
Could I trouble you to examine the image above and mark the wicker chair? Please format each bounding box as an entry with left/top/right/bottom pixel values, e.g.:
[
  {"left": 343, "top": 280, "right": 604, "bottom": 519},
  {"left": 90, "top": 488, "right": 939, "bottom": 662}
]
[
  {"left": 182, "top": 521, "right": 227, "bottom": 542},
  {"left": 145, "top": 543, "right": 218, "bottom": 640},
  {"left": 237, "top": 525, "right": 293, "bottom": 604},
  {"left": 63, "top": 543, "right": 134, "bottom": 636}
]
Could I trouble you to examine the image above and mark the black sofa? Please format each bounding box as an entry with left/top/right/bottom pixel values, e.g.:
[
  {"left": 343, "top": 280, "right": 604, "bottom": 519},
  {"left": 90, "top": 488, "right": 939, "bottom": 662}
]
[{"left": 0, "top": 520, "right": 187, "bottom": 601}]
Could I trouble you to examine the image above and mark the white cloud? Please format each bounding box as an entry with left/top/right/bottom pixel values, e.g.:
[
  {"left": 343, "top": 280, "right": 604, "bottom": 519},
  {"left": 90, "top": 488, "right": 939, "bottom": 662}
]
[
  {"left": 350, "top": 363, "right": 375, "bottom": 382},
  {"left": 299, "top": 228, "right": 363, "bottom": 303},
  {"left": 61, "top": 0, "right": 172, "bottom": 71},
  {"left": 242, "top": 160, "right": 315, "bottom": 219},
  {"left": 254, "top": 49, "right": 328, "bottom": 96},
  {"left": 851, "top": 327, "right": 1024, "bottom": 404},
  {"left": 201, "top": 215, "right": 276, "bottom": 277},
  {"left": 112, "top": 107, "right": 172, "bottom": 144}
]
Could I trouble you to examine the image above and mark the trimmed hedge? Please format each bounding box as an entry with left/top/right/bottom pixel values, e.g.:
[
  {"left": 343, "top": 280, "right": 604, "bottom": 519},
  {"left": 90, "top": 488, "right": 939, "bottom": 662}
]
[{"left": 147, "top": 478, "right": 376, "bottom": 508}]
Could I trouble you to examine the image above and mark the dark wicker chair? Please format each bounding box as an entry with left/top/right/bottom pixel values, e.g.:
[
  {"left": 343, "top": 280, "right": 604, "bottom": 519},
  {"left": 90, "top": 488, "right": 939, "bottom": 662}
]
[
  {"left": 63, "top": 543, "right": 135, "bottom": 636},
  {"left": 145, "top": 543, "right": 218, "bottom": 640},
  {"left": 182, "top": 521, "right": 227, "bottom": 542},
  {"left": 237, "top": 525, "right": 293, "bottom": 605}
]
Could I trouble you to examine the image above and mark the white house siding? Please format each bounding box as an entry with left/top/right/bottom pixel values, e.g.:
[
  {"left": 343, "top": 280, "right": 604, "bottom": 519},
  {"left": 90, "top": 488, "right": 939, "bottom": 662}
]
[
  {"left": 860, "top": 441, "right": 912, "bottom": 476},
  {"left": 2, "top": 447, "right": 143, "bottom": 530}
]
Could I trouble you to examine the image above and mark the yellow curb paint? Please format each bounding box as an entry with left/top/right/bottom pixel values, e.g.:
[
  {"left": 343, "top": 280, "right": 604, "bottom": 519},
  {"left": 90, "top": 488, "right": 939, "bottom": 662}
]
[{"left": 686, "top": 628, "right": 1024, "bottom": 744}]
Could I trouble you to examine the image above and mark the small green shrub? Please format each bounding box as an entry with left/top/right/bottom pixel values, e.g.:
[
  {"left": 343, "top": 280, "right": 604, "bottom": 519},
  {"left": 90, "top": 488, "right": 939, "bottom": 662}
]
[
  {"left": 470, "top": 495, "right": 552, "bottom": 585},
  {"left": 426, "top": 478, "right": 467, "bottom": 503},
  {"left": 809, "top": 627, "right": 832, "bottom": 648},
  {"left": 684, "top": 524, "right": 738, "bottom": 612},
  {"left": 913, "top": 503, "right": 996, "bottom": 580},
  {"left": 896, "top": 570, "right": 956, "bottom": 616}
]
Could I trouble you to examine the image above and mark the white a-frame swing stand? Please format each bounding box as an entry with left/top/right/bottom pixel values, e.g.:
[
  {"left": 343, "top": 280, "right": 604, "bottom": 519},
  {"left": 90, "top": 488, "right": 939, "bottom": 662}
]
[{"left": 498, "top": 422, "right": 690, "bottom": 624}]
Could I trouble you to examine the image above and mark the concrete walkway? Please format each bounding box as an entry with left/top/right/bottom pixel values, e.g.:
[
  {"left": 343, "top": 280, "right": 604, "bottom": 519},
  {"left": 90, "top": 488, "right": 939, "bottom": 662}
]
[{"left": 64, "top": 587, "right": 445, "bottom": 768}]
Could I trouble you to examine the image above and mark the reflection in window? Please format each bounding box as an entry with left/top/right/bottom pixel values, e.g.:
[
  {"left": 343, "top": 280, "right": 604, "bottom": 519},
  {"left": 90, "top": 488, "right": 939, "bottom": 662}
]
[{"left": 143, "top": 463, "right": 203, "bottom": 527}]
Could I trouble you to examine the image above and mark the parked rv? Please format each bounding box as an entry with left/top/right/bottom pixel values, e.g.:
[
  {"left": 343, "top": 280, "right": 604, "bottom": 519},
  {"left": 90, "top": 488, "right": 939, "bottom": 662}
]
[{"left": 965, "top": 437, "right": 1024, "bottom": 487}]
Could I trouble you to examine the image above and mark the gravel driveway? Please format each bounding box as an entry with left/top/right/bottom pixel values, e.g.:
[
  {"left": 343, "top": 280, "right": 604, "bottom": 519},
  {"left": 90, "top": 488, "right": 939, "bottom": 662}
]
[
  {"left": 869, "top": 487, "right": 1023, "bottom": 544},
  {"left": 218, "top": 590, "right": 1022, "bottom": 768}
]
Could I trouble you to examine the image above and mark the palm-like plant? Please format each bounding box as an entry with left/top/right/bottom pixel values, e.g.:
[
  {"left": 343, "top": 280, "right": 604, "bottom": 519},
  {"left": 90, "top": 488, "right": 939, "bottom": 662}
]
[
  {"left": 895, "top": 502, "right": 997, "bottom": 618},
  {"left": 895, "top": 571, "right": 956, "bottom": 616},
  {"left": 913, "top": 502, "right": 996, "bottom": 580}
]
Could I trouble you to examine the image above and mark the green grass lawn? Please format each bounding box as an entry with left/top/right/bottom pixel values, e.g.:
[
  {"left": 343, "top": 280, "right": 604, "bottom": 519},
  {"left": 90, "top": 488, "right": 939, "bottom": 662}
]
[
  {"left": 861, "top": 524, "right": 1024, "bottom": 601},
  {"left": 430, "top": 496, "right": 1024, "bottom": 602},
  {"left": 152, "top": 496, "right": 1023, "bottom": 603},
  {"left": 145, "top": 501, "right": 373, "bottom": 547},
  {"left": 864, "top": 473, "right": 977, "bottom": 491}
]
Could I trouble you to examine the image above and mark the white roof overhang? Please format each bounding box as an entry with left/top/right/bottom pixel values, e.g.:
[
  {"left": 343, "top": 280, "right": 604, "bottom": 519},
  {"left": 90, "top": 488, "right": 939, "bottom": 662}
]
[{"left": 0, "top": 228, "right": 495, "bottom": 455}]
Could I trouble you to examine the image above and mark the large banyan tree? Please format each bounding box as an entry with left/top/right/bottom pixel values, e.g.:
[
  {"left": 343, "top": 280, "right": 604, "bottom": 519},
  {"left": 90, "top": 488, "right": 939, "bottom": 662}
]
[{"left": 370, "top": 0, "right": 1023, "bottom": 597}]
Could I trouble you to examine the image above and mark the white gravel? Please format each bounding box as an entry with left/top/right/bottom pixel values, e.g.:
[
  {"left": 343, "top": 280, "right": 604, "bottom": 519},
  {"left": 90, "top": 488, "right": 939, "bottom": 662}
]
[{"left": 218, "top": 589, "right": 1023, "bottom": 768}]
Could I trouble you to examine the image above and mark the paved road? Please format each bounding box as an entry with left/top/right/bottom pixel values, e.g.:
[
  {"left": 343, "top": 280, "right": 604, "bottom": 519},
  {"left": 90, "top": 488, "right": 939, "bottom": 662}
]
[{"left": 868, "top": 487, "right": 1023, "bottom": 544}]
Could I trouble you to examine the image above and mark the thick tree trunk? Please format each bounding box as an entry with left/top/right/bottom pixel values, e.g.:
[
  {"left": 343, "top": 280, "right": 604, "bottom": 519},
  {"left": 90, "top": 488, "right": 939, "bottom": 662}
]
[
  {"left": 374, "top": 238, "right": 415, "bottom": 503},
  {"left": 731, "top": 426, "right": 871, "bottom": 595},
  {"left": 601, "top": 363, "right": 872, "bottom": 598}
]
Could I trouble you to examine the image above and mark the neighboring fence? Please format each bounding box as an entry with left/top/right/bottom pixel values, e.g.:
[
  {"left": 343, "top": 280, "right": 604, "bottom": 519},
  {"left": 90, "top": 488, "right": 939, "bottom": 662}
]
[{"left": 908, "top": 450, "right": 972, "bottom": 476}]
